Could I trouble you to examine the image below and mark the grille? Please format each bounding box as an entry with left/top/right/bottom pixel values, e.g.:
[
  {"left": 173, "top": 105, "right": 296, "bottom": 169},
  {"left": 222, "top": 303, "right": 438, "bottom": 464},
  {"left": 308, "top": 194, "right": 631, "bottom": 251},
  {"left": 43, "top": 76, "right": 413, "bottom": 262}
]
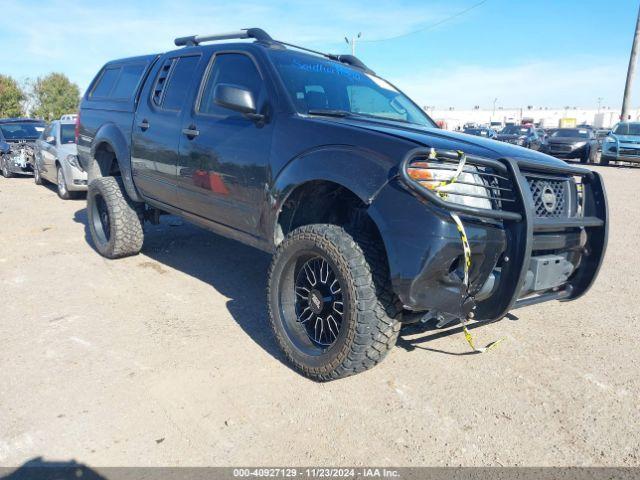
[
  {"left": 620, "top": 147, "right": 640, "bottom": 156},
  {"left": 527, "top": 177, "right": 569, "bottom": 218},
  {"left": 550, "top": 144, "right": 572, "bottom": 153}
]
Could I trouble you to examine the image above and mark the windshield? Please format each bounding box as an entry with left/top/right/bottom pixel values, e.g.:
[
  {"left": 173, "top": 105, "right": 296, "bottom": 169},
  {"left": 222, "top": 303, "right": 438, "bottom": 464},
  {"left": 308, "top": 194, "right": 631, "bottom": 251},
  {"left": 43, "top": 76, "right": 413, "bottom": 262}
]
[
  {"left": 0, "top": 122, "right": 45, "bottom": 140},
  {"left": 613, "top": 123, "right": 640, "bottom": 136},
  {"left": 270, "top": 51, "right": 434, "bottom": 127},
  {"left": 501, "top": 126, "right": 529, "bottom": 135},
  {"left": 552, "top": 129, "right": 589, "bottom": 138},
  {"left": 60, "top": 124, "right": 76, "bottom": 144}
]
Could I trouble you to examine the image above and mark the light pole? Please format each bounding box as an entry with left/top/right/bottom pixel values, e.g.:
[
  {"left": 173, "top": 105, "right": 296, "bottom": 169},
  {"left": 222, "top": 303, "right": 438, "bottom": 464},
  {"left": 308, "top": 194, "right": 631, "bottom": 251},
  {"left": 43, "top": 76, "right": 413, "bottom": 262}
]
[
  {"left": 597, "top": 97, "right": 603, "bottom": 113},
  {"left": 622, "top": 3, "right": 640, "bottom": 120},
  {"left": 492, "top": 97, "right": 498, "bottom": 117},
  {"left": 344, "top": 32, "right": 362, "bottom": 56}
]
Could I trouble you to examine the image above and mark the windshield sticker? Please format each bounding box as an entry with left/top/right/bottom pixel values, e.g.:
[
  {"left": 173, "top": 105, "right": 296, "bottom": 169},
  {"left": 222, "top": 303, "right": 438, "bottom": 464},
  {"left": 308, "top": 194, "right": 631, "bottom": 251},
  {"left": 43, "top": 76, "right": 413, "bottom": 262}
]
[
  {"left": 290, "top": 58, "right": 363, "bottom": 81},
  {"left": 365, "top": 73, "right": 398, "bottom": 92}
]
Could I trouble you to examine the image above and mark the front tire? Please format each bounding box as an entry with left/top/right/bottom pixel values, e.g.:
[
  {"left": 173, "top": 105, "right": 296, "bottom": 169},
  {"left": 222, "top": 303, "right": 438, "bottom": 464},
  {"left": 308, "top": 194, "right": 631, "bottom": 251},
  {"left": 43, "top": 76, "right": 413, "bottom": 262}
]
[
  {"left": 600, "top": 154, "right": 611, "bottom": 166},
  {"left": 56, "top": 165, "right": 73, "bottom": 199},
  {"left": 34, "top": 162, "right": 43, "bottom": 185},
  {"left": 87, "top": 176, "right": 144, "bottom": 259},
  {"left": 1, "top": 157, "right": 15, "bottom": 178},
  {"left": 268, "top": 224, "right": 401, "bottom": 381}
]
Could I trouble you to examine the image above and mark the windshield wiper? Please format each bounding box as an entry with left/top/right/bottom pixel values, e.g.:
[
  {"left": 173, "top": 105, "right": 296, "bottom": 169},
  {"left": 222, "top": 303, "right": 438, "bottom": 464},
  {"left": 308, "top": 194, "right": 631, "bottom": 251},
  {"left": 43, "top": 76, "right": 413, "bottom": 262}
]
[{"left": 307, "top": 109, "right": 353, "bottom": 118}]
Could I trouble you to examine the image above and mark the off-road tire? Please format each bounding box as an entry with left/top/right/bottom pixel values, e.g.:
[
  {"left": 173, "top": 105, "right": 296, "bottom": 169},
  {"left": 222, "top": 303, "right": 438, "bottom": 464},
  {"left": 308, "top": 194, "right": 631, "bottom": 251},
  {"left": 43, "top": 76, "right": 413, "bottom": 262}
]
[
  {"left": 87, "top": 176, "right": 144, "bottom": 259},
  {"left": 268, "top": 224, "right": 401, "bottom": 381}
]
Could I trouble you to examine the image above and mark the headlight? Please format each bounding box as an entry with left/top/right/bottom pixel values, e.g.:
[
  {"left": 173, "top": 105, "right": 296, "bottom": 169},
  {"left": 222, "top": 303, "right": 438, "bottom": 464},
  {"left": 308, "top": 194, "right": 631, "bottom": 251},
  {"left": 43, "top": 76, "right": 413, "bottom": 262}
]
[
  {"left": 573, "top": 141, "right": 587, "bottom": 148},
  {"left": 407, "top": 162, "right": 492, "bottom": 210},
  {"left": 66, "top": 154, "right": 82, "bottom": 170},
  {"left": 604, "top": 137, "right": 616, "bottom": 143}
]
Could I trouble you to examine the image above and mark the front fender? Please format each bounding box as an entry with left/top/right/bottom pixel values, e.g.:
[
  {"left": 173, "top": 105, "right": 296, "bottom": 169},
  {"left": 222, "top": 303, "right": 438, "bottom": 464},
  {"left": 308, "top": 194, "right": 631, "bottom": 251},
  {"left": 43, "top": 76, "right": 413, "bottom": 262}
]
[
  {"left": 91, "top": 123, "right": 142, "bottom": 202},
  {"left": 267, "top": 145, "right": 395, "bottom": 243}
]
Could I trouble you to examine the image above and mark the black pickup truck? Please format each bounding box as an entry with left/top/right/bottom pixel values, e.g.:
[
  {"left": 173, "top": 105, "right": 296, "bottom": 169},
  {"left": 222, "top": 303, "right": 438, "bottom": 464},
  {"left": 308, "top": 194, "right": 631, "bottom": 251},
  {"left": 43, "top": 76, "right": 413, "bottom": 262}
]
[{"left": 77, "top": 28, "right": 607, "bottom": 381}]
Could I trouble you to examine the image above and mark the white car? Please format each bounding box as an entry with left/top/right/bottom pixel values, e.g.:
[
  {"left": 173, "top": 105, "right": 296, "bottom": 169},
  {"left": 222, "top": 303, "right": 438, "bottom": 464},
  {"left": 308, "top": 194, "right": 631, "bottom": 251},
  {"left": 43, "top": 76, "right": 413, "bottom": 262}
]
[{"left": 33, "top": 119, "right": 87, "bottom": 199}]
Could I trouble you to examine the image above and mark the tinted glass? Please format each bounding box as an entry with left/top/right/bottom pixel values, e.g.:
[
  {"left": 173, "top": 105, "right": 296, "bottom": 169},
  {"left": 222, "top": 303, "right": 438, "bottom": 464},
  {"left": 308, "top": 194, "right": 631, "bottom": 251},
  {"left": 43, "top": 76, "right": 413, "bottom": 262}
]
[
  {"left": 60, "top": 124, "right": 76, "bottom": 144},
  {"left": 162, "top": 56, "right": 200, "bottom": 111},
  {"left": 92, "top": 67, "right": 121, "bottom": 98},
  {"left": 613, "top": 123, "right": 640, "bottom": 135},
  {"left": 199, "top": 54, "right": 263, "bottom": 115},
  {"left": 552, "top": 129, "right": 589, "bottom": 138},
  {"left": 110, "top": 64, "right": 145, "bottom": 99},
  {"left": 270, "top": 50, "right": 433, "bottom": 126},
  {"left": 0, "top": 122, "right": 46, "bottom": 140},
  {"left": 502, "top": 126, "right": 530, "bottom": 135}
]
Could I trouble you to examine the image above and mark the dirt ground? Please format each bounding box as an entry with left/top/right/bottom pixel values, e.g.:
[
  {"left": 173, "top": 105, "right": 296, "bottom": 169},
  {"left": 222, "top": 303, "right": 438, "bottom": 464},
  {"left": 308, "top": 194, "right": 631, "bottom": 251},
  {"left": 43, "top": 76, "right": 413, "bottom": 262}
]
[{"left": 0, "top": 165, "right": 638, "bottom": 468}]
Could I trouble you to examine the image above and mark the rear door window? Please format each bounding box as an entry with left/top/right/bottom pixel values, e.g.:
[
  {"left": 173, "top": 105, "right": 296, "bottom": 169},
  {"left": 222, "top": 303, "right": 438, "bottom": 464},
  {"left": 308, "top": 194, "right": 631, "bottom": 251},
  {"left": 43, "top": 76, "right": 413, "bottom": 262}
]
[{"left": 160, "top": 55, "right": 201, "bottom": 111}]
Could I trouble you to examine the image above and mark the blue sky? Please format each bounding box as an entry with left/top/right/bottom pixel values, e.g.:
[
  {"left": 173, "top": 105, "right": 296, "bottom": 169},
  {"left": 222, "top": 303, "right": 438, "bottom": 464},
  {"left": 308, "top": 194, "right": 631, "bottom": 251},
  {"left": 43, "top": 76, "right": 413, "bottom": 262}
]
[{"left": 2, "top": 0, "right": 638, "bottom": 108}]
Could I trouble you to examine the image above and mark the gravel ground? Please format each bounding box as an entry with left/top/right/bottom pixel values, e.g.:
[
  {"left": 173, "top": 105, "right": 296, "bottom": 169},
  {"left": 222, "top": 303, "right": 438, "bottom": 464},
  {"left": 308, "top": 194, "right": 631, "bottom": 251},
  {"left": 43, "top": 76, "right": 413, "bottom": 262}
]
[{"left": 0, "top": 165, "right": 638, "bottom": 467}]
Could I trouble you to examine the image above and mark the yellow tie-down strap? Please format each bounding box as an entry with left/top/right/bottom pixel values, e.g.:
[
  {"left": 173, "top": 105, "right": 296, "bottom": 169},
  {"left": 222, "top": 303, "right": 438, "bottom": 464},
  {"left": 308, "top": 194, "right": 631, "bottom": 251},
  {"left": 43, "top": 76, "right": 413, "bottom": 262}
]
[{"left": 432, "top": 149, "right": 505, "bottom": 354}]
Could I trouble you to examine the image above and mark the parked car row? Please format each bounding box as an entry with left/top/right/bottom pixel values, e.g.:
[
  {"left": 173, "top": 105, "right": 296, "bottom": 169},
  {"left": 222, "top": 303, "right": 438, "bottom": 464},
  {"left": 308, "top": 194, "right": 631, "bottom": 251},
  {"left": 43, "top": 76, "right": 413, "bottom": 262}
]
[
  {"left": 0, "top": 116, "right": 87, "bottom": 199},
  {"left": 462, "top": 121, "right": 640, "bottom": 165}
]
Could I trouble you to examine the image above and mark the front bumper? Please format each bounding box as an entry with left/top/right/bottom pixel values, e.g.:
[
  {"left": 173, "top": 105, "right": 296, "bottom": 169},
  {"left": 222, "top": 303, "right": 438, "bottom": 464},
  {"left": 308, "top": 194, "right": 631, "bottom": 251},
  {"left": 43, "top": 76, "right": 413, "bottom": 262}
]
[
  {"left": 545, "top": 143, "right": 588, "bottom": 159},
  {"left": 369, "top": 148, "right": 607, "bottom": 321},
  {"left": 61, "top": 161, "right": 88, "bottom": 191},
  {"left": 2, "top": 152, "right": 34, "bottom": 175},
  {"left": 602, "top": 141, "right": 640, "bottom": 163}
]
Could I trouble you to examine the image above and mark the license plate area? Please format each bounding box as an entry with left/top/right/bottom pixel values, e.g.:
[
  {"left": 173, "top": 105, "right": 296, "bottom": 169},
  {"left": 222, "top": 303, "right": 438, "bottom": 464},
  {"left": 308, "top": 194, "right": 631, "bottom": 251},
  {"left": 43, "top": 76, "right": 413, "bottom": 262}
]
[{"left": 529, "top": 254, "right": 574, "bottom": 291}]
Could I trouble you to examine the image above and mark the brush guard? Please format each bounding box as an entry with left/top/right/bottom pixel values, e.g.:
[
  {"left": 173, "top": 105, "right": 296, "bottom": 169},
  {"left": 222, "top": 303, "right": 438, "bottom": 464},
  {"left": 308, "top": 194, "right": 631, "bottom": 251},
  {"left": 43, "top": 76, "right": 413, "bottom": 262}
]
[{"left": 399, "top": 147, "right": 608, "bottom": 321}]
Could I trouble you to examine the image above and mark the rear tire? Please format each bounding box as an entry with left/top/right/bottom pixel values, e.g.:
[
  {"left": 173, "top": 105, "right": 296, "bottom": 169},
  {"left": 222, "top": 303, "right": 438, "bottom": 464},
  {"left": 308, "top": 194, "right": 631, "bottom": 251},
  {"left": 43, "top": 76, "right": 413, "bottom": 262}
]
[
  {"left": 87, "top": 176, "right": 144, "bottom": 259},
  {"left": 268, "top": 224, "right": 401, "bottom": 381}
]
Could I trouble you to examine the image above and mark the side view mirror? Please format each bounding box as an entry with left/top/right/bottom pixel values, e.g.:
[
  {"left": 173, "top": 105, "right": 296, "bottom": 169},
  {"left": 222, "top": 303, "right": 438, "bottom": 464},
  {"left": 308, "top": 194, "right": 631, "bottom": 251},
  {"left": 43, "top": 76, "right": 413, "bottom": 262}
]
[
  {"left": 214, "top": 83, "right": 264, "bottom": 121},
  {"left": 45, "top": 135, "right": 56, "bottom": 145}
]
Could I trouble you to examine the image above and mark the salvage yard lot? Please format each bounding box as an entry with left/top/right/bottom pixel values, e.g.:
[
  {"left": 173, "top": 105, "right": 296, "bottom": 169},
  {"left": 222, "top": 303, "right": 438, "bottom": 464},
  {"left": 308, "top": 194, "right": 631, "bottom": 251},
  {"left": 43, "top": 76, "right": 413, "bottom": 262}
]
[{"left": 0, "top": 165, "right": 638, "bottom": 467}]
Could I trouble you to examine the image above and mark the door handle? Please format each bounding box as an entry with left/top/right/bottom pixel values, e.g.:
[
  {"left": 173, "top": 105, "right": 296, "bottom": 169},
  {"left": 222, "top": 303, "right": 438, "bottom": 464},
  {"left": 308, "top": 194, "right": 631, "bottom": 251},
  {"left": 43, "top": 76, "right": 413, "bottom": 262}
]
[
  {"left": 138, "top": 119, "right": 150, "bottom": 131},
  {"left": 182, "top": 126, "right": 200, "bottom": 139}
]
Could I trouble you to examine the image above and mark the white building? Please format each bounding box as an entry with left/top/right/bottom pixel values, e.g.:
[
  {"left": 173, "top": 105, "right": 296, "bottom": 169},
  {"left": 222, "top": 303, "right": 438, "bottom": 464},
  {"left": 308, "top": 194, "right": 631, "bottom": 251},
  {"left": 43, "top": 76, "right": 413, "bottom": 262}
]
[{"left": 426, "top": 106, "right": 639, "bottom": 131}]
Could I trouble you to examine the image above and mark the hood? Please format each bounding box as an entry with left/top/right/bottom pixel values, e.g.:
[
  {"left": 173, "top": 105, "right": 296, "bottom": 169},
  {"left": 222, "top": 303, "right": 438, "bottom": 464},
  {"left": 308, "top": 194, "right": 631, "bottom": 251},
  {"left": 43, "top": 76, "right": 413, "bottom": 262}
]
[
  {"left": 322, "top": 117, "right": 568, "bottom": 169},
  {"left": 614, "top": 134, "right": 640, "bottom": 144}
]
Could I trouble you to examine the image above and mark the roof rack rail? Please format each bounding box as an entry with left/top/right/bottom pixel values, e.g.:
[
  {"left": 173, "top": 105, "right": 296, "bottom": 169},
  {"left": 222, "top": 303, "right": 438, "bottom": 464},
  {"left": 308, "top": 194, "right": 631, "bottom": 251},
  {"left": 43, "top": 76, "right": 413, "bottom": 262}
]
[
  {"left": 174, "top": 28, "right": 272, "bottom": 47},
  {"left": 173, "top": 27, "right": 374, "bottom": 73}
]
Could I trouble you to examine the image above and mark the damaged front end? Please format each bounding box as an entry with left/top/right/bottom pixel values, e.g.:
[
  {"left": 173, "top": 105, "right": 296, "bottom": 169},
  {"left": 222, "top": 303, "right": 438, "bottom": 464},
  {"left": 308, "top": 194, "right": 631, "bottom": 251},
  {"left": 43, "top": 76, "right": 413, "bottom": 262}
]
[
  {"left": 370, "top": 147, "right": 607, "bottom": 325},
  {"left": 2, "top": 140, "right": 36, "bottom": 175}
]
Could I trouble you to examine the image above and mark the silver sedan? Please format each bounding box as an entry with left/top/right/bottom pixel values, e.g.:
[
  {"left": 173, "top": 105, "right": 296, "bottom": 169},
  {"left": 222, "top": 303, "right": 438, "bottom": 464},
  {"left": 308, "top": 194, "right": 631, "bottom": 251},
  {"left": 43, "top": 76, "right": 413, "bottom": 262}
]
[{"left": 33, "top": 119, "right": 87, "bottom": 199}]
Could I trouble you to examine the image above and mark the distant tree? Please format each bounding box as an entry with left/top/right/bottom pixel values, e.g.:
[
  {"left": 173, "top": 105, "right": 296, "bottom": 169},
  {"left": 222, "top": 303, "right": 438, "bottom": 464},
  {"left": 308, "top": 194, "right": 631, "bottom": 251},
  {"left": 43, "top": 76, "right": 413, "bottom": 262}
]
[
  {"left": 32, "top": 73, "right": 80, "bottom": 120},
  {"left": 0, "top": 74, "right": 25, "bottom": 118}
]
